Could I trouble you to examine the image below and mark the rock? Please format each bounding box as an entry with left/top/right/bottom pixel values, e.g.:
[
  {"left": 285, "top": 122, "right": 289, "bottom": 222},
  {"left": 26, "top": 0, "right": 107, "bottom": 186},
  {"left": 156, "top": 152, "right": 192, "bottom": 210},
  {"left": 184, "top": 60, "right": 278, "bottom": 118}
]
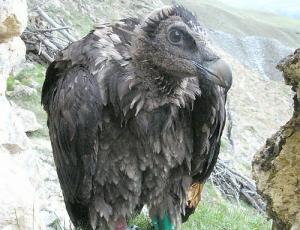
[
  {"left": 12, "top": 103, "right": 42, "bottom": 133},
  {"left": 0, "top": 0, "right": 27, "bottom": 96},
  {"left": 0, "top": 0, "right": 46, "bottom": 229},
  {"left": 0, "top": 37, "right": 27, "bottom": 95},
  {"left": 0, "top": 151, "right": 45, "bottom": 230},
  {"left": 0, "top": 97, "right": 30, "bottom": 153},
  {"left": 0, "top": 0, "right": 28, "bottom": 42},
  {"left": 19, "top": 138, "right": 71, "bottom": 229},
  {"left": 253, "top": 49, "right": 300, "bottom": 229},
  {"left": 0, "top": 35, "right": 29, "bottom": 153},
  {"left": 0, "top": 0, "right": 29, "bottom": 154},
  {"left": 7, "top": 84, "right": 38, "bottom": 98}
]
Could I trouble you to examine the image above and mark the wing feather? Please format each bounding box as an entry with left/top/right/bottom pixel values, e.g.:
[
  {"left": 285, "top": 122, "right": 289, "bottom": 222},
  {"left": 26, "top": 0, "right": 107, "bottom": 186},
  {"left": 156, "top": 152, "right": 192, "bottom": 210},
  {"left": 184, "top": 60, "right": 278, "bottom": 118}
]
[
  {"left": 45, "top": 64, "right": 102, "bottom": 202},
  {"left": 182, "top": 85, "right": 227, "bottom": 223},
  {"left": 42, "top": 18, "right": 141, "bottom": 228},
  {"left": 190, "top": 85, "right": 226, "bottom": 182}
]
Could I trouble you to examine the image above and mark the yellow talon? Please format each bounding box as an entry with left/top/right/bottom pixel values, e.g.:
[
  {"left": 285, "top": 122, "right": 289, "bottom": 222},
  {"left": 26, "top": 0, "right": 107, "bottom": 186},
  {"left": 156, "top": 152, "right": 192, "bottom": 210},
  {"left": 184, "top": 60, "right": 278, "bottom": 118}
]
[{"left": 187, "top": 183, "right": 204, "bottom": 208}]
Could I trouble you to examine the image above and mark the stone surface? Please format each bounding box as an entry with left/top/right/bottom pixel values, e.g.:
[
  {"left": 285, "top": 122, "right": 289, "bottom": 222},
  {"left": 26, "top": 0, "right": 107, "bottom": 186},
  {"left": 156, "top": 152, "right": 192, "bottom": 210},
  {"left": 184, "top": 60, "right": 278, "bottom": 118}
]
[
  {"left": 0, "top": 37, "right": 27, "bottom": 95},
  {"left": 12, "top": 102, "right": 42, "bottom": 133},
  {"left": 0, "top": 0, "right": 29, "bottom": 153},
  {"left": 7, "top": 84, "right": 38, "bottom": 98},
  {"left": 20, "top": 138, "right": 71, "bottom": 229},
  {"left": 0, "top": 0, "right": 46, "bottom": 229},
  {"left": 0, "top": 98, "right": 30, "bottom": 153},
  {"left": 253, "top": 49, "right": 300, "bottom": 229},
  {"left": 0, "top": 151, "right": 45, "bottom": 230},
  {"left": 0, "top": 0, "right": 28, "bottom": 42}
]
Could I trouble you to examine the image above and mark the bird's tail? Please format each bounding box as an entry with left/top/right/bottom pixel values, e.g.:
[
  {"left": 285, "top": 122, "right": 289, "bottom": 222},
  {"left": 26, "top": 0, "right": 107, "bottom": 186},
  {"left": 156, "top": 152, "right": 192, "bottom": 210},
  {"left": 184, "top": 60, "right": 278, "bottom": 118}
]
[{"left": 66, "top": 201, "right": 93, "bottom": 230}]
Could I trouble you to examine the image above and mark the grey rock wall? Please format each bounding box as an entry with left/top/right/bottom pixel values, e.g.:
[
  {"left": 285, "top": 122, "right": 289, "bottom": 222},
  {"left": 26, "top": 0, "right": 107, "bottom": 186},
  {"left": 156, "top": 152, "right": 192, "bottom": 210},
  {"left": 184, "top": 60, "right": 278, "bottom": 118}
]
[{"left": 0, "top": 0, "right": 45, "bottom": 229}]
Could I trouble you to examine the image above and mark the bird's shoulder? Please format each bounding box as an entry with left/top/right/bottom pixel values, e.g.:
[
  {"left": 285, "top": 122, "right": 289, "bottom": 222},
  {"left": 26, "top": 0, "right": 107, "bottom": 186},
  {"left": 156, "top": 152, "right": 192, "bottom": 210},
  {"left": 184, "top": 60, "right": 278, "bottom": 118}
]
[
  {"left": 56, "top": 18, "right": 141, "bottom": 68},
  {"left": 42, "top": 18, "right": 143, "bottom": 109}
]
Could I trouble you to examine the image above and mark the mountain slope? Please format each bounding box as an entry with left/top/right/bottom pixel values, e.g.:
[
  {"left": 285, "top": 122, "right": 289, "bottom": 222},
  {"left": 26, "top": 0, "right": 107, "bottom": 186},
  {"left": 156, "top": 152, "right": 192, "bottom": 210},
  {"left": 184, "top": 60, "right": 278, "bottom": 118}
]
[{"left": 168, "top": 0, "right": 300, "bottom": 47}]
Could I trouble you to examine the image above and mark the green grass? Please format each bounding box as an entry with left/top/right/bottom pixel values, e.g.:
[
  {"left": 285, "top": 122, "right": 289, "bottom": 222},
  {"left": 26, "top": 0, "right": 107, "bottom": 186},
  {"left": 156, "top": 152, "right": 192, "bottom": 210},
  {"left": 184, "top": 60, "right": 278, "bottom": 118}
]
[
  {"left": 15, "top": 64, "right": 46, "bottom": 87},
  {"left": 65, "top": 10, "right": 93, "bottom": 36},
  {"left": 181, "top": 199, "right": 271, "bottom": 230},
  {"left": 46, "top": 3, "right": 93, "bottom": 37},
  {"left": 129, "top": 183, "right": 271, "bottom": 230},
  {"left": 7, "top": 64, "right": 49, "bottom": 138},
  {"left": 129, "top": 213, "right": 153, "bottom": 230},
  {"left": 6, "top": 74, "right": 15, "bottom": 91}
]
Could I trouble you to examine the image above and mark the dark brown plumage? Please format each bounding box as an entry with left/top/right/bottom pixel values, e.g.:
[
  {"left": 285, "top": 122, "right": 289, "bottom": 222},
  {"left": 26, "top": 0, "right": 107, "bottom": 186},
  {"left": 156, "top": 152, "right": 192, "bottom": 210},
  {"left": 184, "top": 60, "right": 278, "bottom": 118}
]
[{"left": 42, "top": 5, "right": 232, "bottom": 230}]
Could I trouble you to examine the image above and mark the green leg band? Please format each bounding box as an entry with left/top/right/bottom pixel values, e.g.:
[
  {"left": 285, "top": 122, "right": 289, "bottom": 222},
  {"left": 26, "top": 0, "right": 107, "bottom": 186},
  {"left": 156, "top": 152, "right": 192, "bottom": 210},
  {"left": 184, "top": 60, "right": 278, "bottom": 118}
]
[
  {"left": 151, "top": 212, "right": 176, "bottom": 230},
  {"left": 151, "top": 216, "right": 160, "bottom": 230},
  {"left": 161, "top": 212, "right": 175, "bottom": 230}
]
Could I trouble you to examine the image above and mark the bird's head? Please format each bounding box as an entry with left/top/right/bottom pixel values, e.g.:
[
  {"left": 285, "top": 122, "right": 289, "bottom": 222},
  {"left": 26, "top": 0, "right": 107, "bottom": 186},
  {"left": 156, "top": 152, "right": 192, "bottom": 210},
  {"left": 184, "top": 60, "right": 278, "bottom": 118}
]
[{"left": 131, "top": 5, "right": 232, "bottom": 91}]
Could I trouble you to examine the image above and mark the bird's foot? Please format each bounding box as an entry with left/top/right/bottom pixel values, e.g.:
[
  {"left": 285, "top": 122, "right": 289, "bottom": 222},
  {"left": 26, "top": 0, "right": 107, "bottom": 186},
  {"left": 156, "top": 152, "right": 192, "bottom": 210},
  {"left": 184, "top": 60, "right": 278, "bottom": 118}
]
[{"left": 187, "top": 183, "right": 204, "bottom": 208}]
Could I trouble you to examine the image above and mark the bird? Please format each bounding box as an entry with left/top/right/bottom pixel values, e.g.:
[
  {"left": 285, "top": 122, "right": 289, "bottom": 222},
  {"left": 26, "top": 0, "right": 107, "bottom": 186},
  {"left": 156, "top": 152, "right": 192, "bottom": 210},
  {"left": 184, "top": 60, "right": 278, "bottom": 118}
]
[{"left": 41, "top": 5, "right": 232, "bottom": 230}]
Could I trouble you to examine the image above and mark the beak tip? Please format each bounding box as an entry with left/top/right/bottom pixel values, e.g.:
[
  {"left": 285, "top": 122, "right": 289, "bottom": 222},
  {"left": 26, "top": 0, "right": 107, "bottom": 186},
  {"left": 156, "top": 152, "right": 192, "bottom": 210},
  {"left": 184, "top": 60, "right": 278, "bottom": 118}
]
[
  {"left": 217, "top": 60, "right": 232, "bottom": 89},
  {"left": 196, "top": 59, "right": 232, "bottom": 89}
]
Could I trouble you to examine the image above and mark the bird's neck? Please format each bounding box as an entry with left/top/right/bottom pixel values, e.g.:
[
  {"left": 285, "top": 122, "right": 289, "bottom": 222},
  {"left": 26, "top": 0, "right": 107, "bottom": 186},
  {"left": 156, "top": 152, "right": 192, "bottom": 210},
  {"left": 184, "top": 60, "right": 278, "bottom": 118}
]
[
  {"left": 133, "top": 62, "right": 183, "bottom": 96},
  {"left": 148, "top": 71, "right": 183, "bottom": 97},
  {"left": 130, "top": 64, "right": 201, "bottom": 110}
]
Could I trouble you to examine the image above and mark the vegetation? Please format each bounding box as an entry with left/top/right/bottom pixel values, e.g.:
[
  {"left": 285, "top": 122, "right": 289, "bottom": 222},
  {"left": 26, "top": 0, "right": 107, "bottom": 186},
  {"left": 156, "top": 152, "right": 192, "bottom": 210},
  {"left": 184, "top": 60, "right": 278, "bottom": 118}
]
[
  {"left": 129, "top": 183, "right": 271, "bottom": 230},
  {"left": 6, "top": 75, "right": 15, "bottom": 91},
  {"left": 7, "top": 64, "right": 49, "bottom": 138},
  {"left": 15, "top": 64, "right": 46, "bottom": 87}
]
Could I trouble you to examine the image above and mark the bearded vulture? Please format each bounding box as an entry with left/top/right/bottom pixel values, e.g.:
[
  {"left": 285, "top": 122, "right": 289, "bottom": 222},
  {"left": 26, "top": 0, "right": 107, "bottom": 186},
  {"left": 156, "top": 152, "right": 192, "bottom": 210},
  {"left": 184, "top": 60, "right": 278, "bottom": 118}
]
[{"left": 42, "top": 5, "right": 232, "bottom": 230}]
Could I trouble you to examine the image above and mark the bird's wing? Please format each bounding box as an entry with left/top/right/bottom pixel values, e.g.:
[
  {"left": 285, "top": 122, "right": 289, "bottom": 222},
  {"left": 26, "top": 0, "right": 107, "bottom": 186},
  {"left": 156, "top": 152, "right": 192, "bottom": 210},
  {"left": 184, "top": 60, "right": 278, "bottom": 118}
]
[
  {"left": 181, "top": 84, "right": 227, "bottom": 222},
  {"left": 191, "top": 85, "right": 227, "bottom": 182},
  {"left": 43, "top": 63, "right": 102, "bottom": 202},
  {"left": 41, "top": 19, "right": 140, "bottom": 227},
  {"left": 42, "top": 61, "right": 104, "bottom": 227}
]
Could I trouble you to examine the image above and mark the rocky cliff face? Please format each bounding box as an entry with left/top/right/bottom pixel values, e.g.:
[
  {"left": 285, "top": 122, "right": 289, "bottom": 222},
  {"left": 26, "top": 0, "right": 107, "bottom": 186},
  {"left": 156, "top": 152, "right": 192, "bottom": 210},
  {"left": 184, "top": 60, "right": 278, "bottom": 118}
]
[
  {"left": 253, "top": 49, "right": 300, "bottom": 229},
  {"left": 0, "top": 0, "right": 45, "bottom": 229},
  {"left": 0, "top": 0, "right": 29, "bottom": 153}
]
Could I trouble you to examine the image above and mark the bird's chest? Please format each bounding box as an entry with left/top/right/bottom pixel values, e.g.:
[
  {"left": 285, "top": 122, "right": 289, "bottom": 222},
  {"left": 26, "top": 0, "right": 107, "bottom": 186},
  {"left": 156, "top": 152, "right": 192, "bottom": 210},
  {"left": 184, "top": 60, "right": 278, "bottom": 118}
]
[{"left": 128, "top": 105, "right": 193, "bottom": 173}]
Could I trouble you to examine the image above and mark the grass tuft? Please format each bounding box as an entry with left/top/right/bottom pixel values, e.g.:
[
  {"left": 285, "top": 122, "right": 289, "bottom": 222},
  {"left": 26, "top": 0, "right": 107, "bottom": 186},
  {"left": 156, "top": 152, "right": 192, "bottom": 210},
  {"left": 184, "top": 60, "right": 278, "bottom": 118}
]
[{"left": 129, "top": 183, "right": 271, "bottom": 230}]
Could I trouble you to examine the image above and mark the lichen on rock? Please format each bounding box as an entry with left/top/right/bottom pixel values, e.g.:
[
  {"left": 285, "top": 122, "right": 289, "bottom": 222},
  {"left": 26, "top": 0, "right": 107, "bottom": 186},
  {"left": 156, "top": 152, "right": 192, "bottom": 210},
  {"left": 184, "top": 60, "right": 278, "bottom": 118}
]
[
  {"left": 253, "top": 49, "right": 300, "bottom": 230},
  {"left": 0, "top": 0, "right": 27, "bottom": 42}
]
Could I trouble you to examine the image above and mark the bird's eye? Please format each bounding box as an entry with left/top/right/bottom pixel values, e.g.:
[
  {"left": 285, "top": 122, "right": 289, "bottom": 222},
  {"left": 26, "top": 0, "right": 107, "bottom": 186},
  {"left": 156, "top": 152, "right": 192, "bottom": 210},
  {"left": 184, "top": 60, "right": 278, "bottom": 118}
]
[{"left": 168, "top": 29, "right": 184, "bottom": 45}]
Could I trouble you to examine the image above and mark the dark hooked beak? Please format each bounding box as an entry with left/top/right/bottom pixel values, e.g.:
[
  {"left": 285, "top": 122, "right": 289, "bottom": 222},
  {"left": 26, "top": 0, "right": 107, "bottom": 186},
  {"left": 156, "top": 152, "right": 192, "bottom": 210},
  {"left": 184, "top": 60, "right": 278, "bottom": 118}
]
[{"left": 193, "top": 59, "right": 232, "bottom": 89}]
